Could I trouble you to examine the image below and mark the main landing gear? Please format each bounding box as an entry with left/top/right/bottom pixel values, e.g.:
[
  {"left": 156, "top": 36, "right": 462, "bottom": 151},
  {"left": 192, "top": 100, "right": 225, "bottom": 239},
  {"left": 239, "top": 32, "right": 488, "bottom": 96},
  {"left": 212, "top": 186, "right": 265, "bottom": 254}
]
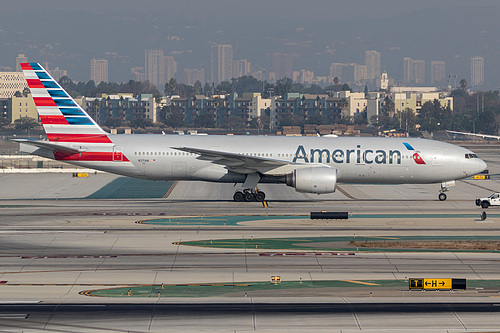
[
  {"left": 233, "top": 189, "right": 266, "bottom": 202},
  {"left": 233, "top": 173, "right": 265, "bottom": 202}
]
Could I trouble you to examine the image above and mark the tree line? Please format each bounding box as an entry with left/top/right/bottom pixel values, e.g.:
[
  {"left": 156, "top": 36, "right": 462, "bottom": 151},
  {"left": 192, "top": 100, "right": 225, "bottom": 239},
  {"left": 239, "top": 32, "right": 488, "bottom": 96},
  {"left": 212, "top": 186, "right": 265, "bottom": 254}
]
[
  {"left": 58, "top": 76, "right": 162, "bottom": 98},
  {"left": 57, "top": 75, "right": 351, "bottom": 100}
]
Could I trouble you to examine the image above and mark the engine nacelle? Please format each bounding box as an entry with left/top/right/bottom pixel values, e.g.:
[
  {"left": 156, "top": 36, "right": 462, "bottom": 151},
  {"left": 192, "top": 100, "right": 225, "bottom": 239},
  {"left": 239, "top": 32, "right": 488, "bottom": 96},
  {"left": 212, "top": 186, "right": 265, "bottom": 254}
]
[{"left": 285, "top": 167, "right": 337, "bottom": 194}]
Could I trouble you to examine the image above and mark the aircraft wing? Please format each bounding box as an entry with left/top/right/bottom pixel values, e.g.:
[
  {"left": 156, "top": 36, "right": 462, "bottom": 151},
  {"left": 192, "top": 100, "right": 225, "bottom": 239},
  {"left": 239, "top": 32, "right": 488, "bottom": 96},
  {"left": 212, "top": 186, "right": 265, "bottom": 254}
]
[
  {"left": 13, "top": 139, "right": 83, "bottom": 154},
  {"left": 172, "top": 146, "right": 295, "bottom": 174},
  {"left": 446, "top": 130, "right": 500, "bottom": 140}
]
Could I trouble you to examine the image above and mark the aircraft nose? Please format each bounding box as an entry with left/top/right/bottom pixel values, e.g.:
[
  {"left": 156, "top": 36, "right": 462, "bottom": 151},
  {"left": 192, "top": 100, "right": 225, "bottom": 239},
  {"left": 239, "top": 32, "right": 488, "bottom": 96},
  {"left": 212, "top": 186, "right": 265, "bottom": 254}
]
[{"left": 475, "top": 158, "right": 487, "bottom": 174}]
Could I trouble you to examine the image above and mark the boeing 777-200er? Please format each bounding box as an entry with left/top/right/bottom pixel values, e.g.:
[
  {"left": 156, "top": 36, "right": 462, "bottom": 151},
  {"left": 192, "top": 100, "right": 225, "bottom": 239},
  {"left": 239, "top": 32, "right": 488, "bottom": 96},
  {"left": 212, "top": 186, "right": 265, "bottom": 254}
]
[{"left": 16, "top": 63, "right": 487, "bottom": 202}]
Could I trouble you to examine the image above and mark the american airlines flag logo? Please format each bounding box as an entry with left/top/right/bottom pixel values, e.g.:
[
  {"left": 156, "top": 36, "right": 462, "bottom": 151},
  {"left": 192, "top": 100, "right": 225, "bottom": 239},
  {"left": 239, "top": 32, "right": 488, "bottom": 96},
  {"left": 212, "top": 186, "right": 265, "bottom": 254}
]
[
  {"left": 412, "top": 152, "right": 426, "bottom": 165},
  {"left": 403, "top": 142, "right": 426, "bottom": 165}
]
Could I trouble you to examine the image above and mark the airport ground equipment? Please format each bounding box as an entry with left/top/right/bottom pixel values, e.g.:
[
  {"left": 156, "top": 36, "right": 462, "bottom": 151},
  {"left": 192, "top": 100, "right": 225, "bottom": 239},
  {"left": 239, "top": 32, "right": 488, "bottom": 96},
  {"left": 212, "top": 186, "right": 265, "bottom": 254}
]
[{"left": 475, "top": 193, "right": 500, "bottom": 208}]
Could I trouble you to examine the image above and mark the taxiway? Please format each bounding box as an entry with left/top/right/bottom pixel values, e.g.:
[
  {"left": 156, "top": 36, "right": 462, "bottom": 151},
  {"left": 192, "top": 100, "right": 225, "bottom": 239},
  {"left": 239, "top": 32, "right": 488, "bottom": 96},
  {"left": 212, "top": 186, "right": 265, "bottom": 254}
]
[{"left": 0, "top": 145, "right": 499, "bottom": 332}]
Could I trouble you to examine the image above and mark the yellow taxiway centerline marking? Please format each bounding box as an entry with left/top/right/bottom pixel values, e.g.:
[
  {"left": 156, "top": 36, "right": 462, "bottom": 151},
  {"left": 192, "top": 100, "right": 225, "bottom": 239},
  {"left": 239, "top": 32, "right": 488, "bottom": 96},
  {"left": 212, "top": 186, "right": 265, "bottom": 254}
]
[
  {"left": 162, "top": 181, "right": 178, "bottom": 198},
  {"left": 341, "top": 280, "right": 380, "bottom": 286},
  {"left": 336, "top": 185, "right": 356, "bottom": 199}
]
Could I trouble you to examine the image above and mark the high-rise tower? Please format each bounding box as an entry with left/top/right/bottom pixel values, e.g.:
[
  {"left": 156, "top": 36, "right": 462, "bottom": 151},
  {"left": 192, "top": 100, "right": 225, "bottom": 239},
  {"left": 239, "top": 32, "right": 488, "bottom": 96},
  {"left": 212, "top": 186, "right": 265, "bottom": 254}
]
[
  {"left": 365, "top": 50, "right": 381, "bottom": 81},
  {"left": 210, "top": 44, "right": 233, "bottom": 83},
  {"left": 90, "top": 59, "right": 109, "bottom": 84},
  {"left": 431, "top": 61, "right": 445, "bottom": 85},
  {"left": 145, "top": 49, "right": 166, "bottom": 89},
  {"left": 471, "top": 56, "right": 484, "bottom": 87},
  {"left": 16, "top": 54, "right": 28, "bottom": 72},
  {"left": 412, "top": 60, "right": 425, "bottom": 84}
]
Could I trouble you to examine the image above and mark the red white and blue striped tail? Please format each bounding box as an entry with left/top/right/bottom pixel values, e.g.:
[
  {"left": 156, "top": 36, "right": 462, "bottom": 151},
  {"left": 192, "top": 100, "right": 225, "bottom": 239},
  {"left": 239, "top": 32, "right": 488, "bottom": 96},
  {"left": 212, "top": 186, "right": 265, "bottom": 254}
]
[{"left": 21, "top": 62, "right": 111, "bottom": 144}]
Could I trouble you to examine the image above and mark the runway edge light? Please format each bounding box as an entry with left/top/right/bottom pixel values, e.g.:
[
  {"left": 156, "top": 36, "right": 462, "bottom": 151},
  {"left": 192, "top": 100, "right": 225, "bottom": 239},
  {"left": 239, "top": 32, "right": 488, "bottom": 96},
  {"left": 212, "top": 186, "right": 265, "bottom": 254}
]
[{"left": 271, "top": 276, "right": 281, "bottom": 284}]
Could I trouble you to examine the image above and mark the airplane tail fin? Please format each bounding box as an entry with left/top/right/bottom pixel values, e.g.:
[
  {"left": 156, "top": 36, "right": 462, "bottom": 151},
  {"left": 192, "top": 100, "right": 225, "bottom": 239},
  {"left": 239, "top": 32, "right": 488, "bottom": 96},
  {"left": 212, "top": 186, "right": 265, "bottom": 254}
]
[{"left": 21, "top": 62, "right": 111, "bottom": 144}]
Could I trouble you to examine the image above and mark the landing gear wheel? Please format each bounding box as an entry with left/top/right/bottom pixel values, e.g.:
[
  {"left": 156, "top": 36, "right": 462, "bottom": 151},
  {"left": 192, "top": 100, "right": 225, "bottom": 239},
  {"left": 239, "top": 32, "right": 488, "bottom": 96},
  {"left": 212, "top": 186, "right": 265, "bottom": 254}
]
[
  {"left": 481, "top": 201, "right": 490, "bottom": 209},
  {"left": 233, "top": 191, "right": 244, "bottom": 202},
  {"left": 254, "top": 191, "right": 266, "bottom": 202},
  {"left": 438, "top": 193, "right": 447, "bottom": 201},
  {"left": 244, "top": 192, "right": 255, "bottom": 202}
]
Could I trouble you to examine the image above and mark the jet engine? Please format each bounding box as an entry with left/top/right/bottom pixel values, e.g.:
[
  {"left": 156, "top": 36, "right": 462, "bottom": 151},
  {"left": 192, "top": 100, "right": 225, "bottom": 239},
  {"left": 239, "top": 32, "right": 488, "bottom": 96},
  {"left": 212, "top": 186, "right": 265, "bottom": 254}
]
[{"left": 285, "top": 167, "right": 337, "bottom": 194}]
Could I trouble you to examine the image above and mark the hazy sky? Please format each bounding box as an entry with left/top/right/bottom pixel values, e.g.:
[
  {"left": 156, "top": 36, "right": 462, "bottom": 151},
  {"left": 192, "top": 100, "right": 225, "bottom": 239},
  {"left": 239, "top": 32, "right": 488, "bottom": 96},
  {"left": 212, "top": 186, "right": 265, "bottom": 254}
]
[{"left": 1, "top": 0, "right": 499, "bottom": 88}]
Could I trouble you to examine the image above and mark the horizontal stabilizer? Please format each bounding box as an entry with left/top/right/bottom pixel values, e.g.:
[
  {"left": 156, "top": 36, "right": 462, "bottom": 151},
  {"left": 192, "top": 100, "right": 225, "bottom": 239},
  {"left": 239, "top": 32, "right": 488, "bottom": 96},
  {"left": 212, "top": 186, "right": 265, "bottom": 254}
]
[{"left": 13, "top": 138, "right": 83, "bottom": 154}]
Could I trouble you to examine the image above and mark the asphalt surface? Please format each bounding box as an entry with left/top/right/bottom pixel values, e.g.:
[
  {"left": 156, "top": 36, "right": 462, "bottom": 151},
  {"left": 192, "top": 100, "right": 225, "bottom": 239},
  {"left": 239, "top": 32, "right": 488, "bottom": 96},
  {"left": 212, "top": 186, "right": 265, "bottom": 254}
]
[
  {"left": 1, "top": 302, "right": 500, "bottom": 332},
  {"left": 1, "top": 144, "right": 500, "bottom": 332}
]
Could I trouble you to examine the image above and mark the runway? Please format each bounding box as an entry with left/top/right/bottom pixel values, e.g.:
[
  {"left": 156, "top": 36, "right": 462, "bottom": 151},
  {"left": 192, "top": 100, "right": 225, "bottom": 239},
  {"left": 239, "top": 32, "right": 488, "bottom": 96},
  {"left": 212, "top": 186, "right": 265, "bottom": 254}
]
[
  {"left": 1, "top": 302, "right": 500, "bottom": 332},
  {"left": 0, "top": 145, "right": 500, "bottom": 331}
]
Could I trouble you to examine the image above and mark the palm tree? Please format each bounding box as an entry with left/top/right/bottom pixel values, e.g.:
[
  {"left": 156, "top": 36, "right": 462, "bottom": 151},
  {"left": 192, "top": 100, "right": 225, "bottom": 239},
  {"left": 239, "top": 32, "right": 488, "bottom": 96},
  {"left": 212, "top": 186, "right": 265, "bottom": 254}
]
[
  {"left": 384, "top": 98, "right": 395, "bottom": 118},
  {"left": 339, "top": 98, "right": 349, "bottom": 117},
  {"left": 91, "top": 99, "right": 100, "bottom": 123},
  {"left": 460, "top": 79, "right": 467, "bottom": 90}
]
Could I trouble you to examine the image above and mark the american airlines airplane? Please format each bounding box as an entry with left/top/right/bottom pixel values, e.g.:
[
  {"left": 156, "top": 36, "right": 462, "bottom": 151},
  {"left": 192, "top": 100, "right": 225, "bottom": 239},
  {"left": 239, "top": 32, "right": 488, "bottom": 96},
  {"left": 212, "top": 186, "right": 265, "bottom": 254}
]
[{"left": 16, "top": 63, "right": 487, "bottom": 202}]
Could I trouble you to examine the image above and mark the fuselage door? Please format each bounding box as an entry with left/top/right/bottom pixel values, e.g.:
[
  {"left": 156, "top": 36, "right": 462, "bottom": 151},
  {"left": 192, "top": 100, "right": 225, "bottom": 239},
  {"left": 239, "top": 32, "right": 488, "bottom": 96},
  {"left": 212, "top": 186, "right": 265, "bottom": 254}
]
[
  {"left": 113, "top": 146, "right": 123, "bottom": 162},
  {"left": 432, "top": 150, "right": 442, "bottom": 166}
]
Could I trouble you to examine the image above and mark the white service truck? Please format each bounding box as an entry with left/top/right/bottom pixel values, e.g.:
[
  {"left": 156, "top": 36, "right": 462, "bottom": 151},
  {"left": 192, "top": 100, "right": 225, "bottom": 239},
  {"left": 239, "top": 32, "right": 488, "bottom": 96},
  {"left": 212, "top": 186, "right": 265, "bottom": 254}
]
[{"left": 475, "top": 193, "right": 500, "bottom": 208}]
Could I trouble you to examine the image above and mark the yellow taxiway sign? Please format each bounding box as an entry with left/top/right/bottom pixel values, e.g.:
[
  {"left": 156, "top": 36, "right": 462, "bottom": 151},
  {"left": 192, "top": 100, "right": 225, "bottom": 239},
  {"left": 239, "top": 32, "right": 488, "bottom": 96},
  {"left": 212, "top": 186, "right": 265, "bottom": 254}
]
[{"left": 409, "top": 278, "right": 465, "bottom": 290}]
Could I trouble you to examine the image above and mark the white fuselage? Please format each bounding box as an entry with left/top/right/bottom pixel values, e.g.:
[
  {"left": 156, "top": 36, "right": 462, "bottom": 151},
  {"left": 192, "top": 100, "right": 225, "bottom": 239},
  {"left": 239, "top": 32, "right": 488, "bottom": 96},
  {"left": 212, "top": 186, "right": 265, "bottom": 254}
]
[{"left": 46, "top": 135, "right": 486, "bottom": 186}]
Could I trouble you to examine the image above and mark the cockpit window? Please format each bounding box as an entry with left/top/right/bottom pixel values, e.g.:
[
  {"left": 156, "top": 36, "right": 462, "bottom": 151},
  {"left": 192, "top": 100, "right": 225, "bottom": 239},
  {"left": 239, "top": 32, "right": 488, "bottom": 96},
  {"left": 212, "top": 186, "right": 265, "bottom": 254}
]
[{"left": 465, "top": 153, "right": 478, "bottom": 159}]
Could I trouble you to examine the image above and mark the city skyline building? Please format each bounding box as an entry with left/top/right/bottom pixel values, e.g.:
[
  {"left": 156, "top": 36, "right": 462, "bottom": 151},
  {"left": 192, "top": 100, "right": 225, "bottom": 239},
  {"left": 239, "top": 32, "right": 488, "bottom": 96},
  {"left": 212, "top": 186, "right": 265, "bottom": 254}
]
[
  {"left": 364, "top": 50, "right": 381, "bottom": 81},
  {"left": 431, "top": 61, "right": 446, "bottom": 85},
  {"left": 403, "top": 57, "right": 413, "bottom": 82},
  {"left": 293, "top": 70, "right": 314, "bottom": 84},
  {"left": 90, "top": 59, "right": 108, "bottom": 84},
  {"left": 48, "top": 67, "right": 67, "bottom": 81},
  {"left": 412, "top": 60, "right": 425, "bottom": 84},
  {"left": 131, "top": 67, "right": 145, "bottom": 82},
  {"left": 233, "top": 59, "right": 251, "bottom": 78},
  {"left": 354, "top": 64, "right": 368, "bottom": 83},
  {"left": 183, "top": 68, "right": 205, "bottom": 85},
  {"left": 329, "top": 63, "right": 344, "bottom": 81},
  {"left": 403, "top": 57, "right": 425, "bottom": 84},
  {"left": 210, "top": 44, "right": 233, "bottom": 83},
  {"left": 340, "top": 64, "right": 356, "bottom": 83},
  {"left": 145, "top": 49, "right": 166, "bottom": 89},
  {"left": 15, "top": 54, "right": 27, "bottom": 72},
  {"left": 165, "top": 56, "right": 177, "bottom": 83},
  {"left": 268, "top": 53, "right": 294, "bottom": 80},
  {"left": 4, "top": 50, "right": 484, "bottom": 93},
  {"left": 471, "top": 56, "right": 484, "bottom": 87}
]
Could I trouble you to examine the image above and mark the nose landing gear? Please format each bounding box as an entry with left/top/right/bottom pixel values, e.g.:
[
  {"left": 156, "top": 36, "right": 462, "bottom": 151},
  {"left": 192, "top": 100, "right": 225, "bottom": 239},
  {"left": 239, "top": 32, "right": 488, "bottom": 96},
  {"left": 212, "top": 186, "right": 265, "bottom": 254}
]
[{"left": 438, "top": 180, "right": 455, "bottom": 201}]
